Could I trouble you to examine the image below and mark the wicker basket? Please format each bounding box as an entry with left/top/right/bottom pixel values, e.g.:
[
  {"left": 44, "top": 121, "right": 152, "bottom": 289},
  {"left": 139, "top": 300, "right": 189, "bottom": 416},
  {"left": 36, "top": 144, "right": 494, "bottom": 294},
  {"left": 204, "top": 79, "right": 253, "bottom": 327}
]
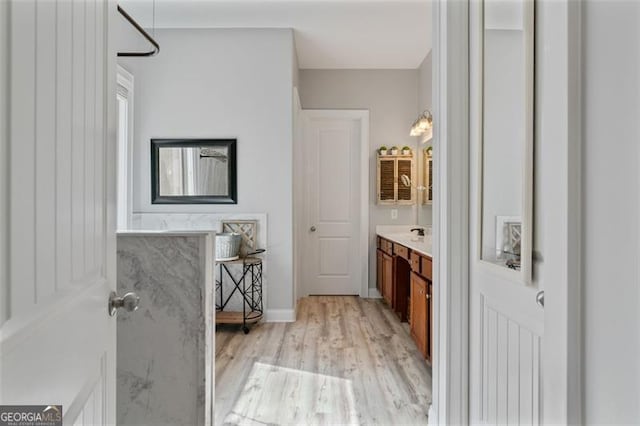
[{"left": 216, "top": 233, "right": 242, "bottom": 260}]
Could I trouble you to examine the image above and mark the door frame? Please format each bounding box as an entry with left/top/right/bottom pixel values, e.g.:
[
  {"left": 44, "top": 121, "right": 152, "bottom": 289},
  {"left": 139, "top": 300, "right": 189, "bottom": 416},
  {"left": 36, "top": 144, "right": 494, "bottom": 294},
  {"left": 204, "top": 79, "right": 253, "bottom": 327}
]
[
  {"left": 116, "top": 65, "right": 134, "bottom": 231},
  {"left": 430, "top": 0, "right": 470, "bottom": 423},
  {"left": 0, "top": 0, "right": 8, "bottom": 326},
  {"left": 298, "top": 109, "right": 370, "bottom": 299},
  {"left": 431, "top": 0, "right": 583, "bottom": 424}
]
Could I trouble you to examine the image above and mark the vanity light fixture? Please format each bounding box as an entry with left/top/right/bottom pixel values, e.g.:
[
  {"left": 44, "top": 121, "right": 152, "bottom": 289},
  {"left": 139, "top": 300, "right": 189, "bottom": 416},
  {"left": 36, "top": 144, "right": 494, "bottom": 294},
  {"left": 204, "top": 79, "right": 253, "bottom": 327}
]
[{"left": 409, "top": 110, "right": 433, "bottom": 137}]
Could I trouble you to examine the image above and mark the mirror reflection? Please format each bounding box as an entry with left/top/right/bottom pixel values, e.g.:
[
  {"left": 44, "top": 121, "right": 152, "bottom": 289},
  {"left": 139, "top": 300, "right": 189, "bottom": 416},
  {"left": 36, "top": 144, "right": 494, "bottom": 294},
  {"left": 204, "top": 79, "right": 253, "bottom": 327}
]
[{"left": 159, "top": 146, "right": 229, "bottom": 196}]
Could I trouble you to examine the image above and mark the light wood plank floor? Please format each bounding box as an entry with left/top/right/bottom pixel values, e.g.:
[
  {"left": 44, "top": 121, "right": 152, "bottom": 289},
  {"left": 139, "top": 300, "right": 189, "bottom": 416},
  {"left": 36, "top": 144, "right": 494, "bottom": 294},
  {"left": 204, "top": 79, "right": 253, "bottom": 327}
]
[{"left": 215, "top": 296, "right": 431, "bottom": 425}]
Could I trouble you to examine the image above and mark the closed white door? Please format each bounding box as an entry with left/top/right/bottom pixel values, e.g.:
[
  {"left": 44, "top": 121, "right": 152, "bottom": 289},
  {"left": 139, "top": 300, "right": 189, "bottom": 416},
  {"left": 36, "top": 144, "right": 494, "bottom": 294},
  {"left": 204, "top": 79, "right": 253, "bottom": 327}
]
[
  {"left": 302, "top": 110, "right": 368, "bottom": 296},
  {"left": 1, "top": 1, "right": 117, "bottom": 424}
]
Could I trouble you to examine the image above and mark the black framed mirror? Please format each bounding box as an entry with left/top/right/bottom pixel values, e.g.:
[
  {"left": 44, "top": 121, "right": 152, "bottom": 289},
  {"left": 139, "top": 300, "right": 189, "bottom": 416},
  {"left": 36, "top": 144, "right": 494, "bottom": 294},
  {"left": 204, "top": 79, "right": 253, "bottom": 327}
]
[{"left": 151, "top": 139, "right": 237, "bottom": 204}]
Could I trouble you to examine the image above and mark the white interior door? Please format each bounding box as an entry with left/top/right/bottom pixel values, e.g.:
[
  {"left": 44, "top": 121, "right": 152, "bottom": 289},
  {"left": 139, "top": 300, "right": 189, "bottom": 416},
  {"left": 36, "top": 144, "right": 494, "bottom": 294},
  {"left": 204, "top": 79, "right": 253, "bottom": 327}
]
[
  {"left": 469, "top": 0, "right": 578, "bottom": 424},
  {"left": 1, "top": 1, "right": 117, "bottom": 424},
  {"left": 302, "top": 110, "right": 368, "bottom": 296},
  {"left": 469, "top": 0, "right": 546, "bottom": 424}
]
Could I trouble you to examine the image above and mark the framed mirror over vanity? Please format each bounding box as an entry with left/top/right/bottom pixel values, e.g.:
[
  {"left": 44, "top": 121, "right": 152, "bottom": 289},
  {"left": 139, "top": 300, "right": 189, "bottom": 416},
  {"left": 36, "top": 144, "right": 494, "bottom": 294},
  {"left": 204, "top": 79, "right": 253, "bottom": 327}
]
[{"left": 151, "top": 139, "right": 238, "bottom": 204}]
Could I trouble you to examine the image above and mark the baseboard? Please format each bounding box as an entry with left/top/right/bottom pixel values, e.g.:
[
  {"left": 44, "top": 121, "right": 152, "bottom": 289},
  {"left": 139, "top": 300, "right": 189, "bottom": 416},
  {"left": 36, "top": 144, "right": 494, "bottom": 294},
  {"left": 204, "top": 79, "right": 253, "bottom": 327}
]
[
  {"left": 265, "top": 309, "right": 296, "bottom": 322},
  {"left": 368, "top": 288, "right": 382, "bottom": 299}
]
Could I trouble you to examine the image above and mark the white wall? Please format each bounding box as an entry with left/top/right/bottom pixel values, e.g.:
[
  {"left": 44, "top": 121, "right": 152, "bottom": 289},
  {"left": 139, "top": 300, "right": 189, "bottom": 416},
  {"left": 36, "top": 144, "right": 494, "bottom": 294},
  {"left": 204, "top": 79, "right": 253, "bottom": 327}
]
[
  {"left": 582, "top": 1, "right": 640, "bottom": 423},
  {"left": 417, "top": 52, "right": 433, "bottom": 226},
  {"left": 299, "top": 69, "right": 420, "bottom": 288},
  {"left": 121, "top": 28, "right": 296, "bottom": 312}
]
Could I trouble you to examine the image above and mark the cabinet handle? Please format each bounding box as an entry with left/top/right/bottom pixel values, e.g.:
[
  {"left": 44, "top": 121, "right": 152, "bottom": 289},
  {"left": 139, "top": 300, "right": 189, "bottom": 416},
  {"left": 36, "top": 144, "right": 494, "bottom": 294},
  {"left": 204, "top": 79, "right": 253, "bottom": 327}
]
[{"left": 426, "top": 294, "right": 431, "bottom": 300}]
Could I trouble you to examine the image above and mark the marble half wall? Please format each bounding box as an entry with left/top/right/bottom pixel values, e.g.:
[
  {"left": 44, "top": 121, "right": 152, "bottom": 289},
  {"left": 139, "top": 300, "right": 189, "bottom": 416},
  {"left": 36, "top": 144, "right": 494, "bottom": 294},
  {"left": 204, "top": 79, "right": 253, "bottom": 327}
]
[
  {"left": 117, "top": 231, "right": 215, "bottom": 426},
  {"left": 130, "top": 213, "right": 268, "bottom": 313}
]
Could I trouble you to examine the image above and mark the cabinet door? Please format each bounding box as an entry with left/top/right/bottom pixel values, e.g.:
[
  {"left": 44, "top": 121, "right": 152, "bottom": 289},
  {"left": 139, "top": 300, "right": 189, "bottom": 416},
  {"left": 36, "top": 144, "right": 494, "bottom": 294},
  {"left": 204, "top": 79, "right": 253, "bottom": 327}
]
[
  {"left": 397, "top": 158, "right": 414, "bottom": 203},
  {"left": 376, "top": 249, "right": 383, "bottom": 294},
  {"left": 382, "top": 252, "right": 394, "bottom": 305},
  {"left": 410, "top": 272, "right": 428, "bottom": 357},
  {"left": 377, "top": 157, "right": 396, "bottom": 204},
  {"left": 426, "top": 281, "right": 433, "bottom": 363},
  {"left": 423, "top": 149, "right": 433, "bottom": 205}
]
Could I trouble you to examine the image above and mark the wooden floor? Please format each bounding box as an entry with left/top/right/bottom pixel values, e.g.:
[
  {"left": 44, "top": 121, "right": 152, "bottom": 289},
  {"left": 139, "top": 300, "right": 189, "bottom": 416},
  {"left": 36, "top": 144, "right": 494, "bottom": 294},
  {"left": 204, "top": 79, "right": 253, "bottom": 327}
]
[{"left": 215, "top": 296, "right": 431, "bottom": 425}]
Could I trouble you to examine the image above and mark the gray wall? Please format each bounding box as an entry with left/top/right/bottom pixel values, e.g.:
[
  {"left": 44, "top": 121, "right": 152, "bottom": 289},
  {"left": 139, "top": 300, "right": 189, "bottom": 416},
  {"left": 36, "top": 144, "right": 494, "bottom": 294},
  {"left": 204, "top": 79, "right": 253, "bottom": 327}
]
[
  {"left": 299, "top": 69, "right": 420, "bottom": 288},
  {"left": 417, "top": 52, "right": 433, "bottom": 226},
  {"left": 582, "top": 1, "right": 640, "bottom": 423},
  {"left": 121, "top": 28, "right": 296, "bottom": 311}
]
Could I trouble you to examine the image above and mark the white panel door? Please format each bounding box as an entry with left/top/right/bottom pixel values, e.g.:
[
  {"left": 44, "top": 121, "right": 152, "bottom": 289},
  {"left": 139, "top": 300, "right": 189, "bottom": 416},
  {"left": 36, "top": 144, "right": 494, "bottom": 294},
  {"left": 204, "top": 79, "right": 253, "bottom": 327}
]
[
  {"left": 469, "top": 0, "right": 547, "bottom": 424},
  {"left": 469, "top": 0, "right": 577, "bottom": 424},
  {"left": 0, "top": 1, "right": 117, "bottom": 424},
  {"left": 303, "top": 111, "right": 364, "bottom": 296}
]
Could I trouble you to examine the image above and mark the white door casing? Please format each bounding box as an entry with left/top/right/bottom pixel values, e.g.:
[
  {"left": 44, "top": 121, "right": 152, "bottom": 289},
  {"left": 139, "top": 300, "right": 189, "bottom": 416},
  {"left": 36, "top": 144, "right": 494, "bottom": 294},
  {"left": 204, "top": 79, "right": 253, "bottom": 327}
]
[
  {"left": 430, "top": 0, "right": 470, "bottom": 423},
  {"left": 116, "top": 66, "right": 134, "bottom": 231},
  {"left": 0, "top": 1, "right": 118, "bottom": 424},
  {"left": 301, "top": 110, "right": 369, "bottom": 297}
]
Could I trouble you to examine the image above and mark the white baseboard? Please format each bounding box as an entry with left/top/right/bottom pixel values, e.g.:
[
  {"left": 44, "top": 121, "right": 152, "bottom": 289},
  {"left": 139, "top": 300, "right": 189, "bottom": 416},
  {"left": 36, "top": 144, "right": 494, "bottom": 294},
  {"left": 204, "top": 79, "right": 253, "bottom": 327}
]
[
  {"left": 265, "top": 309, "right": 296, "bottom": 322},
  {"left": 368, "top": 288, "right": 382, "bottom": 299}
]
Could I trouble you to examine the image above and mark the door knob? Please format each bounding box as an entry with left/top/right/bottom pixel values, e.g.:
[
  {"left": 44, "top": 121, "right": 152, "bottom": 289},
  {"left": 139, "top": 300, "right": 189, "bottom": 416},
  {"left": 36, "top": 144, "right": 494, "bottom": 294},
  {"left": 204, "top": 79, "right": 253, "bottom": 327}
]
[
  {"left": 310, "top": 226, "right": 317, "bottom": 232},
  {"left": 536, "top": 291, "right": 544, "bottom": 308},
  {"left": 109, "top": 291, "right": 140, "bottom": 317}
]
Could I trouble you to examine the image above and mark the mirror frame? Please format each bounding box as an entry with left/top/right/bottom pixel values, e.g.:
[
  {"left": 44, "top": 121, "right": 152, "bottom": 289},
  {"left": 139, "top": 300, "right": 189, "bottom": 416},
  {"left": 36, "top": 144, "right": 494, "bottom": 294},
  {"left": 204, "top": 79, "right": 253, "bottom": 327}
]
[
  {"left": 476, "top": 0, "right": 534, "bottom": 285},
  {"left": 151, "top": 138, "right": 238, "bottom": 204}
]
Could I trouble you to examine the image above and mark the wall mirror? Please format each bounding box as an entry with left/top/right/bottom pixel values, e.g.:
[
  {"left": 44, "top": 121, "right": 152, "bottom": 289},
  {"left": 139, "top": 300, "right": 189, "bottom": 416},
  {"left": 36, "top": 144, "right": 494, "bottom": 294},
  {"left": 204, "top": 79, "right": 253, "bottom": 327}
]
[
  {"left": 479, "top": 0, "right": 533, "bottom": 283},
  {"left": 151, "top": 139, "right": 237, "bottom": 204}
]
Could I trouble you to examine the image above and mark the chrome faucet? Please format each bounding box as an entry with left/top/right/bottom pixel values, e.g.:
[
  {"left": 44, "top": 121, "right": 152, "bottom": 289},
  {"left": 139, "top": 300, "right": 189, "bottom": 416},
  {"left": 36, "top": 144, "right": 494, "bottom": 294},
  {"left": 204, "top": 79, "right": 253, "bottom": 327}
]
[{"left": 410, "top": 227, "right": 425, "bottom": 237}]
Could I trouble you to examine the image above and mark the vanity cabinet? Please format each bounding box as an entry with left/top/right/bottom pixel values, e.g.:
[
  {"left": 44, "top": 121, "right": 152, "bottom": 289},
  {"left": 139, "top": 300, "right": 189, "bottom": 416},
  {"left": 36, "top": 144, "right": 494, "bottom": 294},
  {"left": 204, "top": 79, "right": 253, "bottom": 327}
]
[
  {"left": 377, "top": 155, "right": 415, "bottom": 205},
  {"left": 377, "top": 235, "right": 433, "bottom": 363}
]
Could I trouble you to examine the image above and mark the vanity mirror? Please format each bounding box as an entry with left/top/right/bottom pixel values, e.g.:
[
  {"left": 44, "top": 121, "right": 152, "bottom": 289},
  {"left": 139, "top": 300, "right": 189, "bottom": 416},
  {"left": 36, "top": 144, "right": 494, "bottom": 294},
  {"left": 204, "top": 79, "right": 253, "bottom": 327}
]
[
  {"left": 151, "top": 139, "right": 237, "bottom": 204},
  {"left": 478, "top": 0, "right": 533, "bottom": 283}
]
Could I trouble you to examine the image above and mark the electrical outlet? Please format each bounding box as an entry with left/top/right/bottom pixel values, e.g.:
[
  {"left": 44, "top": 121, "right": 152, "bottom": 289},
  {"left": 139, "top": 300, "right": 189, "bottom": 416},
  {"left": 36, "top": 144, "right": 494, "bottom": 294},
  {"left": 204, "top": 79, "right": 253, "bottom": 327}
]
[{"left": 391, "top": 209, "right": 398, "bottom": 220}]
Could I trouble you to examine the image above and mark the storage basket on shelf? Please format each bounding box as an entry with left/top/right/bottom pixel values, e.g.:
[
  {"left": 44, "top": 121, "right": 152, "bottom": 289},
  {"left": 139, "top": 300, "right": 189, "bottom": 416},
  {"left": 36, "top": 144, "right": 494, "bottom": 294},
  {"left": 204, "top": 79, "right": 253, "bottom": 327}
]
[{"left": 215, "top": 233, "right": 242, "bottom": 261}]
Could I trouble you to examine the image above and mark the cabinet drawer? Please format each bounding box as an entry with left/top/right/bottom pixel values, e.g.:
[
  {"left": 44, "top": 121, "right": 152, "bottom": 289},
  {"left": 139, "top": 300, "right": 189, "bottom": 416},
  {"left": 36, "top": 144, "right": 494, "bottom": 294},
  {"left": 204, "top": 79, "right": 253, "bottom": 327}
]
[
  {"left": 394, "top": 244, "right": 409, "bottom": 260},
  {"left": 382, "top": 239, "right": 393, "bottom": 255},
  {"left": 421, "top": 256, "right": 433, "bottom": 280},
  {"left": 378, "top": 237, "right": 393, "bottom": 256},
  {"left": 410, "top": 252, "right": 421, "bottom": 273}
]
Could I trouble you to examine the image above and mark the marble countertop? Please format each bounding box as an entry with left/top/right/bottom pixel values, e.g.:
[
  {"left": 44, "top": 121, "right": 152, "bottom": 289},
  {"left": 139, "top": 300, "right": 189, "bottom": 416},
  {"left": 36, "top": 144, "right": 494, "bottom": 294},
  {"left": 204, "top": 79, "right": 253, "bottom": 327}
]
[
  {"left": 376, "top": 225, "right": 432, "bottom": 258},
  {"left": 117, "top": 230, "right": 216, "bottom": 237}
]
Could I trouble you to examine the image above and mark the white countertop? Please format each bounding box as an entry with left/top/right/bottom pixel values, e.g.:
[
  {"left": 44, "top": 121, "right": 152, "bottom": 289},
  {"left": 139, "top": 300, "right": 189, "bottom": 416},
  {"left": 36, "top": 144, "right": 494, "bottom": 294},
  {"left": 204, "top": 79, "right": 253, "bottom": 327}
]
[
  {"left": 117, "top": 230, "right": 216, "bottom": 237},
  {"left": 376, "top": 225, "right": 432, "bottom": 258}
]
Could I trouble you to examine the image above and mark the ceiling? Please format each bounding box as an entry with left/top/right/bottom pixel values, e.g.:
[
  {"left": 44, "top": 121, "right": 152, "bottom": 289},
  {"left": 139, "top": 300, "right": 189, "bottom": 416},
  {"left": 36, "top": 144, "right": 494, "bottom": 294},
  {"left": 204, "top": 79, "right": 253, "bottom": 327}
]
[{"left": 119, "top": 0, "right": 432, "bottom": 69}]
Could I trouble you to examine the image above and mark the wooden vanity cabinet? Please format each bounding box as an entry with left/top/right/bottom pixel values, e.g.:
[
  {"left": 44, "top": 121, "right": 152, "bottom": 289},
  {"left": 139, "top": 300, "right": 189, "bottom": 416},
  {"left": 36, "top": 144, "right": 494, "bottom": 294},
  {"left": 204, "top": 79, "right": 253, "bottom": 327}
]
[{"left": 377, "top": 235, "right": 433, "bottom": 362}]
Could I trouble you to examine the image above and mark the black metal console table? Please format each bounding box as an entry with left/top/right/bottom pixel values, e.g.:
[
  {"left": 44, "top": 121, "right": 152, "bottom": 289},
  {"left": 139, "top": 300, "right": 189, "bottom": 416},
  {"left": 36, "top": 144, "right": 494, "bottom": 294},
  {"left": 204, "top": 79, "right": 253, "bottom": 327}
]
[{"left": 215, "top": 253, "right": 264, "bottom": 334}]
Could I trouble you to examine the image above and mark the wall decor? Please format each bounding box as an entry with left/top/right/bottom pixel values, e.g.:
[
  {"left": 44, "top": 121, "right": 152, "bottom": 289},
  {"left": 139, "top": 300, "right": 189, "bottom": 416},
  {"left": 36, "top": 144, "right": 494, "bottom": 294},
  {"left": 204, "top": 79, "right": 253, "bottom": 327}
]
[{"left": 151, "top": 139, "right": 237, "bottom": 204}]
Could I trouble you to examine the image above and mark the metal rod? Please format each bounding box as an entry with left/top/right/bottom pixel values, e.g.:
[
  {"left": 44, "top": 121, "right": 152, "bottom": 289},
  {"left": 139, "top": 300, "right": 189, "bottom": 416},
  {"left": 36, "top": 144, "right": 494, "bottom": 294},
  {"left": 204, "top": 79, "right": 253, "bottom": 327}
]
[{"left": 117, "top": 5, "right": 160, "bottom": 57}]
